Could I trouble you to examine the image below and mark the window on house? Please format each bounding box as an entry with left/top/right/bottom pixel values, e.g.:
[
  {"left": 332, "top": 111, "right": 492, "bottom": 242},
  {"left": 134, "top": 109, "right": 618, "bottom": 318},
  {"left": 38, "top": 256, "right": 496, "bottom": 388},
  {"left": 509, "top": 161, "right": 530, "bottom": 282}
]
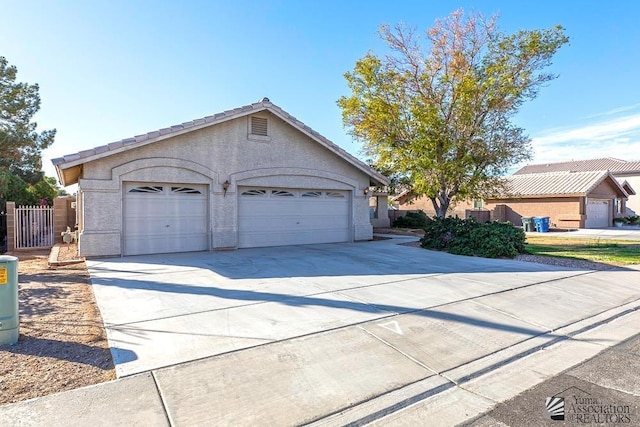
[
  {"left": 473, "top": 199, "right": 484, "bottom": 209},
  {"left": 369, "top": 196, "right": 378, "bottom": 219}
]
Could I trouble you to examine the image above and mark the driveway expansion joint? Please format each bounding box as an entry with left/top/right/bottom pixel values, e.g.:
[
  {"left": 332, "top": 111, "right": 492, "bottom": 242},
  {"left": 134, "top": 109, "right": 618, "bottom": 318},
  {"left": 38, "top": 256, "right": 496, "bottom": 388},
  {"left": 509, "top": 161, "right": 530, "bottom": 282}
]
[{"left": 151, "top": 370, "right": 174, "bottom": 427}]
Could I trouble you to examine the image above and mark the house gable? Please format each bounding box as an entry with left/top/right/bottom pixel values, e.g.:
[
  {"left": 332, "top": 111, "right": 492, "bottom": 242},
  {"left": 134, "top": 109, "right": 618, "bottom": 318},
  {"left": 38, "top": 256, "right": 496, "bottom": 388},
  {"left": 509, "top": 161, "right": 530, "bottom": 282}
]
[{"left": 53, "top": 99, "right": 388, "bottom": 188}]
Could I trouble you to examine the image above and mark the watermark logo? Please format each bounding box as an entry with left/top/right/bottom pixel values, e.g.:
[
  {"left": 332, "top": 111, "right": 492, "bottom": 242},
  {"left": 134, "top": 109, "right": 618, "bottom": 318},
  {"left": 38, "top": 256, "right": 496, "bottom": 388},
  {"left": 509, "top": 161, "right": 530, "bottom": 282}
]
[
  {"left": 544, "top": 387, "right": 633, "bottom": 424},
  {"left": 545, "top": 396, "right": 565, "bottom": 420}
]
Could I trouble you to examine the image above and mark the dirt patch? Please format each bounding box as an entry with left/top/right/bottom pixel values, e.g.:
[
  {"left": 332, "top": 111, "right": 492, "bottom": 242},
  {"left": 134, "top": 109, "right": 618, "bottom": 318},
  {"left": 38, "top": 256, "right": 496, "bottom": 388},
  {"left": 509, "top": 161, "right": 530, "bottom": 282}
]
[{"left": 0, "top": 249, "right": 115, "bottom": 406}]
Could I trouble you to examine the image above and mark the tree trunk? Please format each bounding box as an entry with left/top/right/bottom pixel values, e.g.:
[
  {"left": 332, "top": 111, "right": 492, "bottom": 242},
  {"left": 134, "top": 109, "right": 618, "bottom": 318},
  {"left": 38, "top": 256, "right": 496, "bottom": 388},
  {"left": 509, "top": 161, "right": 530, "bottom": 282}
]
[{"left": 430, "top": 196, "right": 450, "bottom": 218}]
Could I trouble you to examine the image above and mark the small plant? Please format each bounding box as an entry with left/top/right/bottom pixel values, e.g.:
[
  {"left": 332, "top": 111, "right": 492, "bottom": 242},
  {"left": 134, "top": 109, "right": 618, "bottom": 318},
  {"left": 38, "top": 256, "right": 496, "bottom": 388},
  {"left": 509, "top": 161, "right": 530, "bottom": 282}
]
[
  {"left": 392, "top": 210, "right": 431, "bottom": 228},
  {"left": 613, "top": 217, "right": 628, "bottom": 227}
]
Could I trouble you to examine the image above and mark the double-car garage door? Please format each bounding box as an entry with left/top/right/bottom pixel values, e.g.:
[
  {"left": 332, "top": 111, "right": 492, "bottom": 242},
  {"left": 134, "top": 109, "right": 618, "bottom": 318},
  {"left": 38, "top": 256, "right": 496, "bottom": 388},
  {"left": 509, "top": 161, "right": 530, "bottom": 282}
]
[
  {"left": 123, "top": 183, "right": 351, "bottom": 255},
  {"left": 238, "top": 187, "right": 351, "bottom": 248}
]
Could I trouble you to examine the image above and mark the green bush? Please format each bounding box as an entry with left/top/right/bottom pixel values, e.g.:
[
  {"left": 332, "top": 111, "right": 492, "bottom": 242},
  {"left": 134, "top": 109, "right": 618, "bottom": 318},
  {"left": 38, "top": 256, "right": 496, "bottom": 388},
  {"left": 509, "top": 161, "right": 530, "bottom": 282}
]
[
  {"left": 626, "top": 215, "right": 640, "bottom": 225},
  {"left": 420, "top": 216, "right": 526, "bottom": 259},
  {"left": 392, "top": 210, "right": 431, "bottom": 228}
]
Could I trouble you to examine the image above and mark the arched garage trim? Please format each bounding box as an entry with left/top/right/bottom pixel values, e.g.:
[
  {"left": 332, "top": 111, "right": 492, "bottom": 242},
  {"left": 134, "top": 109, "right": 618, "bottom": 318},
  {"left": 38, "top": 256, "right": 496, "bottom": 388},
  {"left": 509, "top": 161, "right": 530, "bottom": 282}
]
[
  {"left": 112, "top": 157, "right": 218, "bottom": 186},
  {"left": 229, "top": 168, "right": 361, "bottom": 194}
]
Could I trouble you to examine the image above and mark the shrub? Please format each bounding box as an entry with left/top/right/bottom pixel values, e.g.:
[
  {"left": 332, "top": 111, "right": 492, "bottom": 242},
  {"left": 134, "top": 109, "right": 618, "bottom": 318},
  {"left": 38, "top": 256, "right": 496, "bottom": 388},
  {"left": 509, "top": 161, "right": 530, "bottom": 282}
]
[
  {"left": 420, "top": 216, "right": 526, "bottom": 259},
  {"left": 626, "top": 215, "right": 640, "bottom": 225},
  {"left": 392, "top": 210, "right": 431, "bottom": 228}
]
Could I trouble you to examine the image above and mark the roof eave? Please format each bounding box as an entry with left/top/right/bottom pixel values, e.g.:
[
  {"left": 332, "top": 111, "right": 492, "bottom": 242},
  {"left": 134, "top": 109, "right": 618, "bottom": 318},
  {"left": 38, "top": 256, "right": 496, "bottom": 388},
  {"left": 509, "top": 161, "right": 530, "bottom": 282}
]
[{"left": 51, "top": 105, "right": 269, "bottom": 170}]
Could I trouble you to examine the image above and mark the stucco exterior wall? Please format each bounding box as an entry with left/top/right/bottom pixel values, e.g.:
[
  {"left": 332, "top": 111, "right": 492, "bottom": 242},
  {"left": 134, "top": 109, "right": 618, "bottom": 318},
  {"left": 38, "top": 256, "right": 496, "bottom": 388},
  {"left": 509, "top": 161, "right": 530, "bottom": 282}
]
[
  {"left": 617, "top": 174, "right": 640, "bottom": 215},
  {"left": 75, "top": 112, "right": 374, "bottom": 256}
]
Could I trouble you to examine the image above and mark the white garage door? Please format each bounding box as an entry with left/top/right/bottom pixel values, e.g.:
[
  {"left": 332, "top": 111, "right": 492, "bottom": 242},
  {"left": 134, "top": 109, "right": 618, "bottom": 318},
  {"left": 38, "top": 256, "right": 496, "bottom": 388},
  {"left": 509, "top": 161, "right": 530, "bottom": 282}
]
[
  {"left": 238, "top": 187, "right": 351, "bottom": 248},
  {"left": 585, "top": 199, "right": 610, "bottom": 228},
  {"left": 123, "top": 183, "right": 208, "bottom": 255}
]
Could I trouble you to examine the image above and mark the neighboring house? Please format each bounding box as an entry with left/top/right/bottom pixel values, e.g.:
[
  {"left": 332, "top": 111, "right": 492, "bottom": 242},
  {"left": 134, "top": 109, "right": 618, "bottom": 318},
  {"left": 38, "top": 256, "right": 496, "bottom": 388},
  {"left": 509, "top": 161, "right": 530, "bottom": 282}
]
[
  {"left": 515, "top": 157, "right": 640, "bottom": 215},
  {"left": 484, "top": 171, "right": 630, "bottom": 229},
  {"left": 392, "top": 191, "right": 477, "bottom": 218},
  {"left": 53, "top": 98, "right": 389, "bottom": 257},
  {"left": 393, "top": 170, "right": 631, "bottom": 229}
]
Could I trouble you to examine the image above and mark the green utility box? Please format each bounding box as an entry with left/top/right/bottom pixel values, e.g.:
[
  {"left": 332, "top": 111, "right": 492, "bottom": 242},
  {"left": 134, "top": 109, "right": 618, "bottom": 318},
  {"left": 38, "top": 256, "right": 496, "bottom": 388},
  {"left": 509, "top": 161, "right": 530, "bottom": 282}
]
[{"left": 0, "top": 255, "right": 19, "bottom": 346}]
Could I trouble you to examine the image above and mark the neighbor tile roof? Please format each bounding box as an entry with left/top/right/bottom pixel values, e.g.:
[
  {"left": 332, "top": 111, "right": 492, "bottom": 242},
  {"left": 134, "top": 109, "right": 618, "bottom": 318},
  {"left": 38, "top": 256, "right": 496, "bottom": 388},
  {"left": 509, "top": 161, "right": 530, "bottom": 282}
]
[
  {"left": 514, "top": 157, "right": 640, "bottom": 175},
  {"left": 502, "top": 170, "right": 627, "bottom": 197},
  {"left": 52, "top": 98, "right": 389, "bottom": 186}
]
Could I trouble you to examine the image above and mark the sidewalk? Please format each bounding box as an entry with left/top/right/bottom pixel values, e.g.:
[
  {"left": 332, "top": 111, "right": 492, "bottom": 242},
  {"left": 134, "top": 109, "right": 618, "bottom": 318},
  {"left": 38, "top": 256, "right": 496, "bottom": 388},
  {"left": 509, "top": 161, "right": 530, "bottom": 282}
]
[{"left": 1, "top": 264, "right": 639, "bottom": 426}]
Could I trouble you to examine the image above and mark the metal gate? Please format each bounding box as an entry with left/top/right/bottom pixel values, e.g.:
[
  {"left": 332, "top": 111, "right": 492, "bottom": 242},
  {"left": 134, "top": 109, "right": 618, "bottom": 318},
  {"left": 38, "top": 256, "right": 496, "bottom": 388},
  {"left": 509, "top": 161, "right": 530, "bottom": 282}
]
[{"left": 15, "top": 206, "right": 54, "bottom": 249}]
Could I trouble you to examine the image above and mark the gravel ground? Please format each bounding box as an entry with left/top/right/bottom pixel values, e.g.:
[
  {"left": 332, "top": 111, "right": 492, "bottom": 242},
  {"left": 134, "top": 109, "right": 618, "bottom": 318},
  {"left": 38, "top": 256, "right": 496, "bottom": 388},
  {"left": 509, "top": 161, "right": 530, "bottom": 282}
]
[
  {"left": 513, "top": 253, "right": 618, "bottom": 271},
  {"left": 0, "top": 246, "right": 115, "bottom": 406}
]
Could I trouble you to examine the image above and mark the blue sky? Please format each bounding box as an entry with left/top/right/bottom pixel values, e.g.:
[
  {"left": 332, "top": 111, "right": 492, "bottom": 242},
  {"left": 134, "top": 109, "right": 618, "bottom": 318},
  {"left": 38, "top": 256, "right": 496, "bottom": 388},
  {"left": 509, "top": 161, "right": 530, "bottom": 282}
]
[{"left": 2, "top": 1, "right": 640, "bottom": 186}]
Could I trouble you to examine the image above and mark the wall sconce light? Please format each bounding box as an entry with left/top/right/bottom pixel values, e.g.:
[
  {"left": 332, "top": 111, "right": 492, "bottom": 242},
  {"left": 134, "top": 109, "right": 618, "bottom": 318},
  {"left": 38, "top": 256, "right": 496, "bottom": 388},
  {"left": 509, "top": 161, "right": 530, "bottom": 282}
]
[
  {"left": 364, "top": 188, "right": 370, "bottom": 196},
  {"left": 223, "top": 180, "right": 230, "bottom": 196}
]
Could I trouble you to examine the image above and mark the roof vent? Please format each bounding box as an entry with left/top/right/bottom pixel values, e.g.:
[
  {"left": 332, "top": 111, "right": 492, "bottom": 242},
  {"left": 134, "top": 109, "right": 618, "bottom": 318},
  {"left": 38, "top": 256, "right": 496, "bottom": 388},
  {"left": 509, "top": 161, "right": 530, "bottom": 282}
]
[
  {"left": 261, "top": 97, "right": 270, "bottom": 103},
  {"left": 251, "top": 116, "right": 268, "bottom": 136}
]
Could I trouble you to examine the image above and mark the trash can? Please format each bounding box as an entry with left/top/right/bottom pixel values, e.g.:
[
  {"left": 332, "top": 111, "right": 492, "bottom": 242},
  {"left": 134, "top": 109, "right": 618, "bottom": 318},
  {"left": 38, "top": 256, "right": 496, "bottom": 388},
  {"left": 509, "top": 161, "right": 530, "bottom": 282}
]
[
  {"left": 0, "top": 255, "right": 19, "bottom": 346},
  {"left": 521, "top": 217, "right": 534, "bottom": 232},
  {"left": 534, "top": 216, "right": 550, "bottom": 233}
]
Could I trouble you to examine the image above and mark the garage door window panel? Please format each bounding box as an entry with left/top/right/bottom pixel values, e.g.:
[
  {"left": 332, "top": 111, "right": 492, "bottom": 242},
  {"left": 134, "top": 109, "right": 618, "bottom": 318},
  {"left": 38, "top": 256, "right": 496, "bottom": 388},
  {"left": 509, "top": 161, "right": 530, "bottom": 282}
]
[
  {"left": 301, "top": 191, "right": 322, "bottom": 198},
  {"left": 129, "top": 186, "right": 164, "bottom": 193},
  {"left": 241, "top": 189, "right": 267, "bottom": 197},
  {"left": 171, "top": 186, "right": 202, "bottom": 194},
  {"left": 272, "top": 190, "right": 295, "bottom": 197}
]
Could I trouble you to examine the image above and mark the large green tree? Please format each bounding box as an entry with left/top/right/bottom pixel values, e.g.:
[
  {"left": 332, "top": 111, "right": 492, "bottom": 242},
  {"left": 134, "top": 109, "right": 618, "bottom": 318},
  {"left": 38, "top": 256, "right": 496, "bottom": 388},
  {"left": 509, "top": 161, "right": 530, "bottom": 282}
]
[
  {"left": 0, "top": 56, "right": 58, "bottom": 209},
  {"left": 338, "top": 10, "right": 568, "bottom": 217},
  {"left": 0, "top": 56, "right": 55, "bottom": 184}
]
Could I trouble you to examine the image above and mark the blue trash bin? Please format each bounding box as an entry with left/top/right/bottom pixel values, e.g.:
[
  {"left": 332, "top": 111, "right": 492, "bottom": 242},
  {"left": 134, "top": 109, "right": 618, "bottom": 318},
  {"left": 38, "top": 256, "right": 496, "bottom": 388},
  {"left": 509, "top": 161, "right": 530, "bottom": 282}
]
[{"left": 534, "top": 216, "right": 550, "bottom": 233}]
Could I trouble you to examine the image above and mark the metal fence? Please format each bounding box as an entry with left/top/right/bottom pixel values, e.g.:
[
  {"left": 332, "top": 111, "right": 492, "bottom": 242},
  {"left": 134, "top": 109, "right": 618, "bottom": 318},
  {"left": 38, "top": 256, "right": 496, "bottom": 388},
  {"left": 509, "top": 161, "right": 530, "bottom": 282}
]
[{"left": 14, "top": 205, "right": 54, "bottom": 249}]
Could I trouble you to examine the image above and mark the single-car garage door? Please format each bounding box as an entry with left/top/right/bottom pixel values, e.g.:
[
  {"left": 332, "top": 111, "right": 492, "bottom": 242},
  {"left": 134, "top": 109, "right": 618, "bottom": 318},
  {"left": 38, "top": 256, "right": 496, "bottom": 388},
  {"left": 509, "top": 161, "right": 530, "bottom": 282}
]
[
  {"left": 585, "top": 199, "right": 610, "bottom": 228},
  {"left": 238, "top": 187, "right": 350, "bottom": 248},
  {"left": 123, "top": 182, "right": 208, "bottom": 255}
]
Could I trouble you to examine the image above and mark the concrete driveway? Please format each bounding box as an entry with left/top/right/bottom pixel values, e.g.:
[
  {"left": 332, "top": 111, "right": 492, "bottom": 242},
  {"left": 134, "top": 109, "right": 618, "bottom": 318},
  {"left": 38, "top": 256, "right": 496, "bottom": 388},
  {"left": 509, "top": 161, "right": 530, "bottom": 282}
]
[
  {"left": 4, "top": 236, "right": 638, "bottom": 425},
  {"left": 87, "top": 236, "right": 639, "bottom": 379}
]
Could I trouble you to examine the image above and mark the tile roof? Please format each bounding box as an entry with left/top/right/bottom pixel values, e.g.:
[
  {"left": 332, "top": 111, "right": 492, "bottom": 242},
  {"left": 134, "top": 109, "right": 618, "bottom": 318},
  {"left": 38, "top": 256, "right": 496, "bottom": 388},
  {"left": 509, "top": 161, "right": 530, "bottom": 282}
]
[
  {"left": 502, "top": 170, "right": 627, "bottom": 198},
  {"left": 52, "top": 98, "right": 389, "bottom": 186},
  {"left": 514, "top": 157, "right": 640, "bottom": 175}
]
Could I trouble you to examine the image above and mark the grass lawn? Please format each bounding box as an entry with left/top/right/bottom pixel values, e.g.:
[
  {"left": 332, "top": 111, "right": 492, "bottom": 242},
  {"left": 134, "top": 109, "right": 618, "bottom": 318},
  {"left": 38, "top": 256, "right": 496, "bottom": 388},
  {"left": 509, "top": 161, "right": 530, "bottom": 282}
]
[{"left": 525, "top": 235, "right": 640, "bottom": 266}]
